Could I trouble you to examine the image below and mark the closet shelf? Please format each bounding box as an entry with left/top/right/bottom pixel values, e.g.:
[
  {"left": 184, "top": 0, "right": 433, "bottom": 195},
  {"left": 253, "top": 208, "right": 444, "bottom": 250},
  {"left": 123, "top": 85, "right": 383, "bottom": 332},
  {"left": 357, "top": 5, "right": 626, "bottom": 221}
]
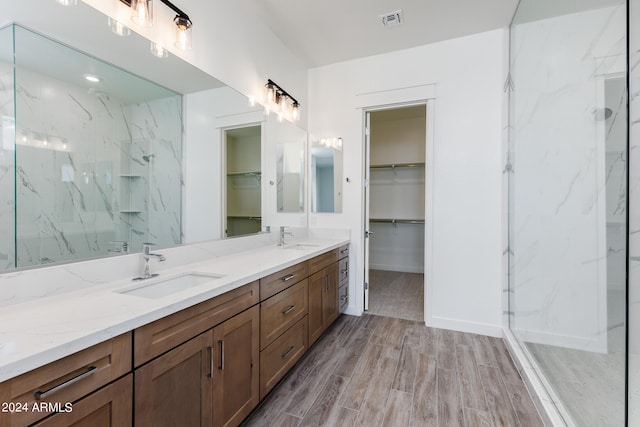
[
  {"left": 370, "top": 162, "right": 425, "bottom": 170},
  {"left": 370, "top": 218, "right": 425, "bottom": 225}
]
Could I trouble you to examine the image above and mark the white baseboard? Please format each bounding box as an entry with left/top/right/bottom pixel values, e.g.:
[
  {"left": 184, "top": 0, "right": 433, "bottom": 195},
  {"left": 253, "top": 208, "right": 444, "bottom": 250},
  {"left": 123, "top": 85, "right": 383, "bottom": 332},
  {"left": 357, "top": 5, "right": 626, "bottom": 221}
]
[
  {"left": 428, "top": 316, "right": 502, "bottom": 337},
  {"left": 369, "top": 263, "right": 424, "bottom": 274}
]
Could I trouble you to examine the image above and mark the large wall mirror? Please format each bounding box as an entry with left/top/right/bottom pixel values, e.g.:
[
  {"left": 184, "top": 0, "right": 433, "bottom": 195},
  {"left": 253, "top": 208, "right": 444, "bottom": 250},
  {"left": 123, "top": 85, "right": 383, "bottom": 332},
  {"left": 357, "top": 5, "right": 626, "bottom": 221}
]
[
  {"left": 0, "top": 0, "right": 308, "bottom": 270},
  {"left": 310, "top": 138, "right": 343, "bottom": 213}
]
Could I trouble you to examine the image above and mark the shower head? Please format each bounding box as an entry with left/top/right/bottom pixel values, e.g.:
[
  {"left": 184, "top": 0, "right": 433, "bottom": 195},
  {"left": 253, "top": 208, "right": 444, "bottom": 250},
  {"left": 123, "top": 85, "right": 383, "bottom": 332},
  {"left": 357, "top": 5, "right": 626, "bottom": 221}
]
[
  {"left": 142, "top": 154, "right": 155, "bottom": 162},
  {"left": 594, "top": 107, "right": 613, "bottom": 121}
]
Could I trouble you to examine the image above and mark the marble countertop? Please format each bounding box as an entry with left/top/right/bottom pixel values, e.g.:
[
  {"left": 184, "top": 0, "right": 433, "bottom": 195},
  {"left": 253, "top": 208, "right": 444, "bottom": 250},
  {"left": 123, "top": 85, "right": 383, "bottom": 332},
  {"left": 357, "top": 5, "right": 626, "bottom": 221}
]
[{"left": 0, "top": 237, "right": 348, "bottom": 383}]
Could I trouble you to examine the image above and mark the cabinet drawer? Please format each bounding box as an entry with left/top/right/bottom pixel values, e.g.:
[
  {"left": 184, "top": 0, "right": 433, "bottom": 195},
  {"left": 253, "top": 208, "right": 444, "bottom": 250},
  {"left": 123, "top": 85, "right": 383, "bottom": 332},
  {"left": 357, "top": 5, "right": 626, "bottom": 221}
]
[
  {"left": 32, "top": 374, "right": 132, "bottom": 427},
  {"left": 259, "top": 316, "right": 307, "bottom": 399},
  {"left": 0, "top": 333, "right": 131, "bottom": 427},
  {"left": 133, "top": 281, "right": 258, "bottom": 366},
  {"left": 308, "top": 249, "right": 338, "bottom": 275},
  {"left": 260, "top": 261, "right": 308, "bottom": 301},
  {"left": 339, "top": 284, "right": 349, "bottom": 313},
  {"left": 338, "top": 244, "right": 349, "bottom": 260},
  {"left": 339, "top": 257, "right": 349, "bottom": 286},
  {"left": 260, "top": 279, "right": 308, "bottom": 350}
]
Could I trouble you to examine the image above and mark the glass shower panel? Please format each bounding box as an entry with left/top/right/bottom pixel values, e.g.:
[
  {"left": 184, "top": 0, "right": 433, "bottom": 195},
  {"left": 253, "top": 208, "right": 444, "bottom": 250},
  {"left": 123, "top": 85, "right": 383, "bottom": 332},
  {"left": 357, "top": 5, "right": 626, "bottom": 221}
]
[
  {"left": 509, "top": 1, "right": 627, "bottom": 425},
  {"left": 0, "top": 25, "right": 14, "bottom": 270}
]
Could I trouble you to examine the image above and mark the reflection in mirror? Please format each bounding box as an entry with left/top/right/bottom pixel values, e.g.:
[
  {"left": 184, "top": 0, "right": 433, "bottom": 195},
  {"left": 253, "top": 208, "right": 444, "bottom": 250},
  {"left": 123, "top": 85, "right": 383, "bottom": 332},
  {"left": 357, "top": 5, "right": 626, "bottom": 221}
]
[
  {"left": 311, "top": 138, "right": 343, "bottom": 213},
  {"left": 1, "top": 24, "right": 183, "bottom": 269},
  {"left": 271, "top": 116, "right": 306, "bottom": 213},
  {"left": 225, "top": 125, "right": 262, "bottom": 237}
]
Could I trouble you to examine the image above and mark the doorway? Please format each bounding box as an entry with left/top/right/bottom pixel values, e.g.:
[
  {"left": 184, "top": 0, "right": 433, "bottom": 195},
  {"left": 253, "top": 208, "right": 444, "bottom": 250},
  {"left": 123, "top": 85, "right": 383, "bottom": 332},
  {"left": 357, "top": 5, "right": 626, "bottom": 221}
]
[
  {"left": 223, "top": 125, "right": 262, "bottom": 237},
  {"left": 364, "top": 105, "right": 427, "bottom": 322}
]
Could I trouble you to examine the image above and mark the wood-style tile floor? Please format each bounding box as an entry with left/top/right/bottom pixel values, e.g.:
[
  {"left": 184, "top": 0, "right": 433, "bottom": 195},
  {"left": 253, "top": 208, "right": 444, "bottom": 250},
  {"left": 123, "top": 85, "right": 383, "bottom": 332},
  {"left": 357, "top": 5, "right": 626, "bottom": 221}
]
[
  {"left": 367, "top": 270, "right": 424, "bottom": 322},
  {"left": 243, "top": 314, "right": 544, "bottom": 427}
]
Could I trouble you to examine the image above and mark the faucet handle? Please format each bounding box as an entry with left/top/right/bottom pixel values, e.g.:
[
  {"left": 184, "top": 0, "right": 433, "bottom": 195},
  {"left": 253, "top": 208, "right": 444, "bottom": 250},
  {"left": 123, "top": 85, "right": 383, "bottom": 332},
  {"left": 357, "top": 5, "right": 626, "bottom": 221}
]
[
  {"left": 141, "top": 242, "right": 156, "bottom": 254},
  {"left": 108, "top": 240, "right": 129, "bottom": 253}
]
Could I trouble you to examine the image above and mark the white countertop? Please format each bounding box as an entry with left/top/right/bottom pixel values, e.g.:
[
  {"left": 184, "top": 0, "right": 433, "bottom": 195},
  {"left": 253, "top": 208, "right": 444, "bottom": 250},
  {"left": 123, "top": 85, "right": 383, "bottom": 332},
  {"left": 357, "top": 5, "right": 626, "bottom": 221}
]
[{"left": 0, "top": 237, "right": 348, "bottom": 383}]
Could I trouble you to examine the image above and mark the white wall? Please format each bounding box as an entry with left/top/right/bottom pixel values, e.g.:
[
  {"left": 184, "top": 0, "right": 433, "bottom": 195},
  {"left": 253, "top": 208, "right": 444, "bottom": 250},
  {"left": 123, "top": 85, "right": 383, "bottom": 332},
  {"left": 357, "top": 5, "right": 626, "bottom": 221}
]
[{"left": 308, "top": 29, "right": 505, "bottom": 336}]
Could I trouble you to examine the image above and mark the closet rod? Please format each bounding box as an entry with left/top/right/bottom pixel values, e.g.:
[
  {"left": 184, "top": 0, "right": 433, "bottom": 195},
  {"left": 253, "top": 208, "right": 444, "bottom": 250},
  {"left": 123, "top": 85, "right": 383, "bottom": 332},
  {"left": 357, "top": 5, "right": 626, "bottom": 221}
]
[
  {"left": 370, "top": 218, "right": 425, "bottom": 224},
  {"left": 369, "top": 162, "right": 425, "bottom": 170},
  {"left": 227, "top": 216, "right": 262, "bottom": 221}
]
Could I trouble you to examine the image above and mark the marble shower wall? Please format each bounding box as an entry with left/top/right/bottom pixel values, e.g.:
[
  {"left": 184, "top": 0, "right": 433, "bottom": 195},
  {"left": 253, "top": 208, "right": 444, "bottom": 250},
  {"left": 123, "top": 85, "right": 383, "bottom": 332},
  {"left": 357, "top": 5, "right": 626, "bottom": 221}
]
[
  {"left": 509, "top": 5, "right": 626, "bottom": 353},
  {"left": 629, "top": 0, "right": 640, "bottom": 422},
  {"left": 0, "top": 26, "right": 15, "bottom": 271},
  {"left": 7, "top": 28, "right": 182, "bottom": 268}
]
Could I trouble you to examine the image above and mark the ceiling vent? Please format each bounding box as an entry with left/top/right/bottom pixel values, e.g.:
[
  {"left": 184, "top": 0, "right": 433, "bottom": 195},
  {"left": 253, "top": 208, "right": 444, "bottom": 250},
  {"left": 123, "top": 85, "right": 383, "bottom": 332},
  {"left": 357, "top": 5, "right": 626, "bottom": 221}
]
[{"left": 380, "top": 10, "right": 404, "bottom": 28}]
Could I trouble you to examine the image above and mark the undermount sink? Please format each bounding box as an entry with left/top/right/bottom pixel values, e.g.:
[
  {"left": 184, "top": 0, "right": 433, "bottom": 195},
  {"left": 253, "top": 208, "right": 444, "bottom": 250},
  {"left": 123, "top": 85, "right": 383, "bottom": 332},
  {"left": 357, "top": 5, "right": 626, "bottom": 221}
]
[
  {"left": 281, "top": 243, "right": 320, "bottom": 250},
  {"left": 117, "top": 272, "right": 224, "bottom": 299}
]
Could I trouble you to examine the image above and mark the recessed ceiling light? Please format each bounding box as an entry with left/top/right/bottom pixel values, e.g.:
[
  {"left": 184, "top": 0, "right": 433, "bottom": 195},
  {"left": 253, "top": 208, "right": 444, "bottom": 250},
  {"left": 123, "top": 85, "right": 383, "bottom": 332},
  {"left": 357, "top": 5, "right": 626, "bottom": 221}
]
[{"left": 84, "top": 74, "right": 101, "bottom": 83}]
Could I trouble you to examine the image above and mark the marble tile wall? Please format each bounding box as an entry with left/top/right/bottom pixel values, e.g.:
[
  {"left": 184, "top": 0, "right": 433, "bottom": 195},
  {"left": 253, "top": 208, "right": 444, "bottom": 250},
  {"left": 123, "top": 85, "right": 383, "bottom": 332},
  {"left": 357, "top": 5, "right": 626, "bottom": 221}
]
[
  {"left": 0, "top": 26, "right": 15, "bottom": 271},
  {"left": 5, "top": 36, "right": 182, "bottom": 268},
  {"left": 509, "top": 5, "right": 626, "bottom": 353},
  {"left": 628, "top": 0, "right": 639, "bottom": 423}
]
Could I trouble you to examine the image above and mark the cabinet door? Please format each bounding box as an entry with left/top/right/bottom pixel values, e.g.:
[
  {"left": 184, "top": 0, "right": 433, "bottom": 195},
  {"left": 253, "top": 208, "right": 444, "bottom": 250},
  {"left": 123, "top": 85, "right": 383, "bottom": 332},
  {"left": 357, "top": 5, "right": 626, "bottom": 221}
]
[
  {"left": 33, "top": 375, "right": 132, "bottom": 427},
  {"left": 213, "top": 305, "right": 259, "bottom": 427},
  {"left": 323, "top": 262, "right": 339, "bottom": 327},
  {"left": 135, "top": 332, "right": 214, "bottom": 427},
  {"left": 308, "top": 269, "right": 325, "bottom": 346}
]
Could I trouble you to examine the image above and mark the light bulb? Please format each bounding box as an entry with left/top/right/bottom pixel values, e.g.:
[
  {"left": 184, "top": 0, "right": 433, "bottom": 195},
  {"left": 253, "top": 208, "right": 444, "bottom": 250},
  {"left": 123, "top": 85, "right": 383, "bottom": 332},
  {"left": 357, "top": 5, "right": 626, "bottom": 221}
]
[
  {"left": 174, "top": 16, "right": 192, "bottom": 50},
  {"left": 292, "top": 102, "right": 300, "bottom": 121},
  {"left": 278, "top": 94, "right": 287, "bottom": 115},
  {"left": 265, "top": 83, "right": 276, "bottom": 104},
  {"left": 131, "top": 0, "right": 153, "bottom": 27}
]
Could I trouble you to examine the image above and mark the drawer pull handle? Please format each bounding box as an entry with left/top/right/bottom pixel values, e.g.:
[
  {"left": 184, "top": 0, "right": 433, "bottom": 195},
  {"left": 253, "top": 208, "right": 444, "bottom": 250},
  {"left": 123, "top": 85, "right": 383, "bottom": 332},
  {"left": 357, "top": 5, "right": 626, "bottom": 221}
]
[
  {"left": 340, "top": 295, "right": 348, "bottom": 301},
  {"left": 35, "top": 366, "right": 97, "bottom": 400},
  {"left": 208, "top": 346, "right": 214, "bottom": 378},
  {"left": 281, "top": 345, "right": 295, "bottom": 359},
  {"left": 282, "top": 274, "right": 296, "bottom": 282},
  {"left": 218, "top": 340, "right": 225, "bottom": 370},
  {"left": 341, "top": 269, "right": 348, "bottom": 274},
  {"left": 282, "top": 305, "right": 296, "bottom": 315},
  {"left": 340, "top": 249, "right": 348, "bottom": 254}
]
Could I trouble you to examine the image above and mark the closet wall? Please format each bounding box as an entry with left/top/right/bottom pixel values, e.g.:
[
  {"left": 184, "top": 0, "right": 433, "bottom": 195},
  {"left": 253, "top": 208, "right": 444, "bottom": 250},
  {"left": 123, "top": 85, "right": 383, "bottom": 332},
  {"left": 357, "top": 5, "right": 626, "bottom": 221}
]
[
  {"left": 225, "top": 126, "right": 262, "bottom": 237},
  {"left": 369, "top": 106, "right": 426, "bottom": 273}
]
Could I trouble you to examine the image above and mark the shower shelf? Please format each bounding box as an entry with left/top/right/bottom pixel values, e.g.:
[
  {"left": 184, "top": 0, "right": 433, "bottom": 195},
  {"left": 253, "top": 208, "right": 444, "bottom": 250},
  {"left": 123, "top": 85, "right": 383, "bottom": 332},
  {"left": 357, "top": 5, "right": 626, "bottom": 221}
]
[
  {"left": 119, "top": 209, "right": 142, "bottom": 213},
  {"left": 119, "top": 174, "right": 142, "bottom": 178}
]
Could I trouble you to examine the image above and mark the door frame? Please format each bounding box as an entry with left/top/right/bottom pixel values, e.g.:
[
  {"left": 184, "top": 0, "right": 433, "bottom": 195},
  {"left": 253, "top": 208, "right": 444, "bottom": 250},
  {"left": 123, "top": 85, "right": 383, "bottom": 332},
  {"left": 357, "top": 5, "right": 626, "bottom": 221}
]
[{"left": 362, "top": 98, "right": 435, "bottom": 324}]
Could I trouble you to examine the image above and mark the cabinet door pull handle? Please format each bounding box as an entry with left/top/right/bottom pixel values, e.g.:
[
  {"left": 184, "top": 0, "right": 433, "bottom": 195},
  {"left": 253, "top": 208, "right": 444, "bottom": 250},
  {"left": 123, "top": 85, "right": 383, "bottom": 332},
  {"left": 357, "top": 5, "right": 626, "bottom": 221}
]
[
  {"left": 282, "top": 274, "right": 295, "bottom": 282},
  {"left": 35, "top": 366, "right": 97, "bottom": 400},
  {"left": 281, "top": 345, "right": 295, "bottom": 359},
  {"left": 218, "top": 340, "right": 225, "bottom": 370},
  {"left": 282, "top": 305, "right": 296, "bottom": 315},
  {"left": 208, "top": 346, "right": 214, "bottom": 378}
]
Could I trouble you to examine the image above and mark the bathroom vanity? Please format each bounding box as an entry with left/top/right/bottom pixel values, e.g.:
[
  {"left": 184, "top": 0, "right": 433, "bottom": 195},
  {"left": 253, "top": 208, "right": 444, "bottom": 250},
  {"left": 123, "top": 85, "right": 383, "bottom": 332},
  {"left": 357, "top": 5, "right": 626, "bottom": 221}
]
[{"left": 0, "top": 237, "right": 349, "bottom": 427}]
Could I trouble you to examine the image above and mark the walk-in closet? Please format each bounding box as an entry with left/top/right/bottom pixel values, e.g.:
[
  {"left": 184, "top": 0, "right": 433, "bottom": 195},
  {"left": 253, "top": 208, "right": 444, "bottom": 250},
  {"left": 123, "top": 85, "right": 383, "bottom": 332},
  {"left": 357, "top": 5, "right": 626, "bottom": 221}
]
[
  {"left": 366, "top": 105, "right": 426, "bottom": 322},
  {"left": 225, "top": 125, "right": 262, "bottom": 237}
]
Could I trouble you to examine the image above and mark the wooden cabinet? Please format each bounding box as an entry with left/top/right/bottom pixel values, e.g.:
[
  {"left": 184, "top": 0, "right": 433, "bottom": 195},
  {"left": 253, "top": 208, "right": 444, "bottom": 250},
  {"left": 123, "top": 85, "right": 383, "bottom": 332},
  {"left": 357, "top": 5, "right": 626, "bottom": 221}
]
[
  {"left": 212, "top": 306, "right": 259, "bottom": 427},
  {"left": 308, "top": 262, "right": 339, "bottom": 346},
  {"left": 0, "top": 333, "right": 131, "bottom": 427},
  {"left": 135, "top": 332, "right": 214, "bottom": 426},
  {"left": 33, "top": 375, "right": 133, "bottom": 427},
  {"left": 134, "top": 306, "right": 260, "bottom": 427},
  {"left": 260, "top": 279, "right": 308, "bottom": 349},
  {"left": 338, "top": 244, "right": 349, "bottom": 314}
]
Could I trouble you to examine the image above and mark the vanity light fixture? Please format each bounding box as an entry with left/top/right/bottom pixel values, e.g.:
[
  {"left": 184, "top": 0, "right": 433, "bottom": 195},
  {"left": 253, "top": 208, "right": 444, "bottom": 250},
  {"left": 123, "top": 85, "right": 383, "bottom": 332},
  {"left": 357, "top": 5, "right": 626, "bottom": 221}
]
[
  {"left": 263, "top": 79, "right": 300, "bottom": 122},
  {"left": 121, "top": 0, "right": 193, "bottom": 50}
]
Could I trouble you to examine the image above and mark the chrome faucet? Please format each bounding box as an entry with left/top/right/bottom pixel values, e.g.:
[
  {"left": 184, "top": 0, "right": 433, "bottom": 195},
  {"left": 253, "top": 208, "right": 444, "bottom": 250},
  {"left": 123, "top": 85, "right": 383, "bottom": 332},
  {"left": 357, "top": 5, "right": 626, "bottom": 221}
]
[
  {"left": 279, "top": 226, "right": 293, "bottom": 246},
  {"left": 134, "top": 243, "right": 166, "bottom": 280}
]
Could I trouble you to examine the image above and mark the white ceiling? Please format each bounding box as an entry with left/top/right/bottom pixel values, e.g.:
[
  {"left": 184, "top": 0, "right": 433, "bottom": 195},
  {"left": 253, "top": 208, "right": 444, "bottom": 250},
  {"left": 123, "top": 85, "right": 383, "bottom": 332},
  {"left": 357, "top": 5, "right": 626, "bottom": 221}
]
[{"left": 240, "top": 0, "right": 520, "bottom": 67}]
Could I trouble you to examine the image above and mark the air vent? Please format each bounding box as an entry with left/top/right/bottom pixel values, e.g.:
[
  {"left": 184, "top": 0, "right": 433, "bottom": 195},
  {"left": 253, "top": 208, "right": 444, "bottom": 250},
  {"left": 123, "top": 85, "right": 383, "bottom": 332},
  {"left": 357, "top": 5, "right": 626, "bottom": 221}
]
[{"left": 380, "top": 10, "right": 404, "bottom": 27}]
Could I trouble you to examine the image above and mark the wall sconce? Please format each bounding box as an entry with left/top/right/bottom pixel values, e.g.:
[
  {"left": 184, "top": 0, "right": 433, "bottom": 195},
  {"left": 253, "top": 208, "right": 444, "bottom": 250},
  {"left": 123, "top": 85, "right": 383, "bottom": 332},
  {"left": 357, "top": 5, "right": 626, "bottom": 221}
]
[
  {"left": 263, "top": 79, "right": 300, "bottom": 122},
  {"left": 120, "top": 0, "right": 193, "bottom": 50}
]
